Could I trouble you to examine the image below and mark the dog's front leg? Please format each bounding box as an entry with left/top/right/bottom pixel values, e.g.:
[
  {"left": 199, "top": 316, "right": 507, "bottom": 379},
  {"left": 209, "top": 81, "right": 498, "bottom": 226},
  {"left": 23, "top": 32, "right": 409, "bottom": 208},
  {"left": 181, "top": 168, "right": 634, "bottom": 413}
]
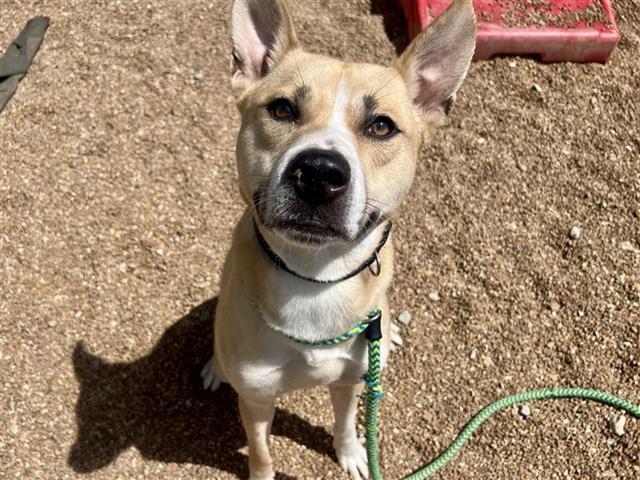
[
  {"left": 239, "top": 395, "right": 276, "bottom": 480},
  {"left": 329, "top": 383, "right": 368, "bottom": 479}
]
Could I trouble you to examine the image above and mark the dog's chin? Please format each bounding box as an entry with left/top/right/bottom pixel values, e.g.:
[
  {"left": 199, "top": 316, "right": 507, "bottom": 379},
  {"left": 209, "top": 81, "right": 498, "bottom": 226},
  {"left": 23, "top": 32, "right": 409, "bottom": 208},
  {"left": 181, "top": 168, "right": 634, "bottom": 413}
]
[{"left": 271, "top": 220, "right": 349, "bottom": 246}]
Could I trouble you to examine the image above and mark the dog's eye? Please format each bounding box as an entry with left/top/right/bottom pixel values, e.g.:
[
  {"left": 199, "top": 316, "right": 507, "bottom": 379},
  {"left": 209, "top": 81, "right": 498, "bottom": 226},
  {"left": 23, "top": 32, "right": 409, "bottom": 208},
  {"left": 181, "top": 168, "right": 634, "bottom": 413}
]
[
  {"left": 267, "top": 98, "right": 297, "bottom": 122},
  {"left": 366, "top": 116, "right": 398, "bottom": 139}
]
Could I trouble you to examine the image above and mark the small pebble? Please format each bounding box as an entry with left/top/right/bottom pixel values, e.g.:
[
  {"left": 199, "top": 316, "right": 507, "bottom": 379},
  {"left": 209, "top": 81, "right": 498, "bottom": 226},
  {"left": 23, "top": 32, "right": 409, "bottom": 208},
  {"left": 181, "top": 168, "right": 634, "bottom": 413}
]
[
  {"left": 508, "top": 61, "right": 517, "bottom": 68},
  {"left": 398, "top": 311, "right": 412, "bottom": 325},
  {"left": 48, "top": 320, "right": 57, "bottom": 327},
  {"left": 610, "top": 414, "right": 626, "bottom": 436},
  {"left": 506, "top": 222, "right": 517, "bottom": 232},
  {"left": 194, "top": 71, "right": 205, "bottom": 81},
  {"left": 620, "top": 240, "right": 636, "bottom": 252},
  {"left": 550, "top": 301, "right": 561, "bottom": 313},
  {"left": 568, "top": 226, "right": 582, "bottom": 239},
  {"left": 428, "top": 292, "right": 440, "bottom": 302},
  {"left": 531, "top": 83, "right": 543, "bottom": 93},
  {"left": 519, "top": 404, "right": 531, "bottom": 418},
  {"left": 470, "top": 349, "right": 478, "bottom": 361}
]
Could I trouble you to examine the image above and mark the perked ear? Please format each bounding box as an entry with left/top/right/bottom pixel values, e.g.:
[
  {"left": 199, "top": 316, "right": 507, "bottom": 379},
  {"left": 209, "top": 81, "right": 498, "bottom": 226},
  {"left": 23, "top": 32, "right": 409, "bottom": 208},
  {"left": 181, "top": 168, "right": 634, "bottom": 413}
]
[
  {"left": 396, "top": 0, "right": 476, "bottom": 126},
  {"left": 231, "top": 0, "right": 299, "bottom": 91}
]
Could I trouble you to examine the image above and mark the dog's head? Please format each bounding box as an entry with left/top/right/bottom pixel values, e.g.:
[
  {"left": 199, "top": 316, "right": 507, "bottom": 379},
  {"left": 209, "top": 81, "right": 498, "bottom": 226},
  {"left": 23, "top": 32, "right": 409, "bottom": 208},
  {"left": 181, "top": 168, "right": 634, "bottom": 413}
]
[{"left": 231, "top": 0, "right": 475, "bottom": 246}]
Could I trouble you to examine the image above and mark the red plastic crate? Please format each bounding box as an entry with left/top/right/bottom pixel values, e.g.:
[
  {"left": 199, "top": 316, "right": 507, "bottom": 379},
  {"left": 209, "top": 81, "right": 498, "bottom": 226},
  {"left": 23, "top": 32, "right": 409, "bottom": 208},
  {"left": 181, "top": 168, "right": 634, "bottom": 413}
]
[{"left": 398, "top": 0, "right": 620, "bottom": 62}]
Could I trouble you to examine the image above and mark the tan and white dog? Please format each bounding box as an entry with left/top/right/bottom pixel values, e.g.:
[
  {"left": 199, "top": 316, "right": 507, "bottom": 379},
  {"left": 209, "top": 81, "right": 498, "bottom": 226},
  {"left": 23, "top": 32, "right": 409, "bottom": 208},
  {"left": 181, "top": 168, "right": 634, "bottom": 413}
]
[{"left": 201, "top": 0, "right": 476, "bottom": 478}]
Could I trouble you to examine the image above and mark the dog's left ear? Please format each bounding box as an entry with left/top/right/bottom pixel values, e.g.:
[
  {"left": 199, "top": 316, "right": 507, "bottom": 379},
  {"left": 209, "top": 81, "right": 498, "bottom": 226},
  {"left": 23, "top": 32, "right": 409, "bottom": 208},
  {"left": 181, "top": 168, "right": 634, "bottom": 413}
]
[
  {"left": 396, "top": 0, "right": 476, "bottom": 126},
  {"left": 231, "top": 0, "right": 299, "bottom": 91}
]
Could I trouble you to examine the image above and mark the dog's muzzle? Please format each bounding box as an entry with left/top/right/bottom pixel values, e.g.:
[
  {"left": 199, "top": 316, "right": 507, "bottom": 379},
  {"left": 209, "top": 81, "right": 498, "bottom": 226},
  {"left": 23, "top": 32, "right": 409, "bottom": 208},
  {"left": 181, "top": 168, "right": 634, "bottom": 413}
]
[
  {"left": 256, "top": 139, "right": 374, "bottom": 244},
  {"left": 256, "top": 147, "right": 358, "bottom": 243}
]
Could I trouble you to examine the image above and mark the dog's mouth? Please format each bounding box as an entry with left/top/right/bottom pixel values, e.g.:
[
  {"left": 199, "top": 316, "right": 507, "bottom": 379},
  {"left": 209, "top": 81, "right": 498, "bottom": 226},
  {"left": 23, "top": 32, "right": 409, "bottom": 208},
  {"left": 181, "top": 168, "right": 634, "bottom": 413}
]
[
  {"left": 252, "top": 187, "right": 383, "bottom": 245},
  {"left": 273, "top": 219, "right": 344, "bottom": 244}
]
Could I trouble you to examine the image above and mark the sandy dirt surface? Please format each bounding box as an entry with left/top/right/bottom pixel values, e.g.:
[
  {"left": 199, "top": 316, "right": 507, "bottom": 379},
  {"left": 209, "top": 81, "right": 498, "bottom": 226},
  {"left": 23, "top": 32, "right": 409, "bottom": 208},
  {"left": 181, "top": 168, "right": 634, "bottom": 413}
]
[{"left": 1, "top": 1, "right": 638, "bottom": 479}]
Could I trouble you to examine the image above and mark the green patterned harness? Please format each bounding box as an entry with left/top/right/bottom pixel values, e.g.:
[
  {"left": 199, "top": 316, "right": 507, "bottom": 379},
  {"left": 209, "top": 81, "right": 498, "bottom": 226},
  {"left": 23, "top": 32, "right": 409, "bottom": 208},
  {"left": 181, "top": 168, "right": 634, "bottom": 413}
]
[
  {"left": 285, "top": 309, "right": 640, "bottom": 479},
  {"left": 287, "top": 309, "right": 381, "bottom": 347}
]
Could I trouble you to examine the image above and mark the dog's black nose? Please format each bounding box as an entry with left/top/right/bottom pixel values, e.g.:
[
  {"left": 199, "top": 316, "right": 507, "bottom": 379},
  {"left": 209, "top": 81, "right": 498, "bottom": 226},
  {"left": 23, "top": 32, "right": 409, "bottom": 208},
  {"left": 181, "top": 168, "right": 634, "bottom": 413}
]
[{"left": 286, "top": 149, "right": 350, "bottom": 204}]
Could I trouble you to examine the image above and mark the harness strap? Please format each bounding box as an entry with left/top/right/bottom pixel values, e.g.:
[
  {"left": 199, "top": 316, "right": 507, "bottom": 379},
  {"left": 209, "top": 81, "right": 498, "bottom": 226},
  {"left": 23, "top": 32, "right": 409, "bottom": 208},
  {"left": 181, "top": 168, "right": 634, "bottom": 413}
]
[{"left": 285, "top": 309, "right": 381, "bottom": 347}]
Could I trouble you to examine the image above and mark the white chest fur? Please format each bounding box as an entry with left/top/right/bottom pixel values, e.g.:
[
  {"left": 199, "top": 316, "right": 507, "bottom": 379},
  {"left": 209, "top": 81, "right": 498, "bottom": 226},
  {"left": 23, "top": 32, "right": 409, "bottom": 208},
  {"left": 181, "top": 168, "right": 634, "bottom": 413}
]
[
  {"left": 266, "top": 271, "right": 360, "bottom": 334},
  {"left": 263, "top": 269, "right": 369, "bottom": 361},
  {"left": 226, "top": 280, "right": 369, "bottom": 398}
]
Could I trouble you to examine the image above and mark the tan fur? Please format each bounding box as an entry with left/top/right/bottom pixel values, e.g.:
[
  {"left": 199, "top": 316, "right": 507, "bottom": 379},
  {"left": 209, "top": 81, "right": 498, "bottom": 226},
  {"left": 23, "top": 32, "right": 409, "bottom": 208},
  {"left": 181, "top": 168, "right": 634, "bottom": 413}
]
[
  {"left": 236, "top": 51, "right": 423, "bottom": 216},
  {"left": 205, "top": 1, "right": 476, "bottom": 478}
]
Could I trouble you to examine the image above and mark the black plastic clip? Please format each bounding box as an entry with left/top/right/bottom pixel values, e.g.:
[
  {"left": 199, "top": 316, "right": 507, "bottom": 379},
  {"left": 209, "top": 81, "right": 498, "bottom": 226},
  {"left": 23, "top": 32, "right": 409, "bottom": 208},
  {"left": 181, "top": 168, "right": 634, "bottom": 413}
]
[{"left": 365, "top": 309, "right": 383, "bottom": 341}]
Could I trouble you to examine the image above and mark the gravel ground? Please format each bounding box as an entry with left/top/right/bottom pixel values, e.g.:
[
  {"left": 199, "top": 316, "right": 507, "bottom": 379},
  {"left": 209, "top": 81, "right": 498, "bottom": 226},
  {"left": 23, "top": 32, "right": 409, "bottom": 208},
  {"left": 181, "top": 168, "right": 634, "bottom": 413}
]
[{"left": 1, "top": 1, "right": 638, "bottom": 479}]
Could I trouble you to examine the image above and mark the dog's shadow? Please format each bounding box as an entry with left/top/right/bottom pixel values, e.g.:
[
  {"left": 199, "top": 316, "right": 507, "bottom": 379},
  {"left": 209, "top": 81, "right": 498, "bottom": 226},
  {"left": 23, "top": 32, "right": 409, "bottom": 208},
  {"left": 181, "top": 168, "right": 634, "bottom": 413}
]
[{"left": 69, "top": 297, "right": 333, "bottom": 479}]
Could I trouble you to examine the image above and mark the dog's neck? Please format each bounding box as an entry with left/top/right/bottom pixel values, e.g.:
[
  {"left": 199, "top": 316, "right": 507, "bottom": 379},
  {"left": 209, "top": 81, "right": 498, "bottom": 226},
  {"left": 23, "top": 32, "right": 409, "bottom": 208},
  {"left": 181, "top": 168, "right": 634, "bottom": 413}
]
[{"left": 256, "top": 222, "right": 388, "bottom": 283}]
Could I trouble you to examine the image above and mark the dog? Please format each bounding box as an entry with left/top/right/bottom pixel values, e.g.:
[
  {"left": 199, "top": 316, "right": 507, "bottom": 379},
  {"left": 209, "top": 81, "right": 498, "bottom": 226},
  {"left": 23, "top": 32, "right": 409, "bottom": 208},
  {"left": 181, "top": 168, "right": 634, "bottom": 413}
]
[{"left": 201, "top": 0, "right": 476, "bottom": 478}]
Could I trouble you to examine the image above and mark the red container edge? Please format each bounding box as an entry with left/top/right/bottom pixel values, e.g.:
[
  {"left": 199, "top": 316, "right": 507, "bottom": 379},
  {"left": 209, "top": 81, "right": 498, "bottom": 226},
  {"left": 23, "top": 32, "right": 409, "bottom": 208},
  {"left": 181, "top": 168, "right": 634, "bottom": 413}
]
[{"left": 397, "top": 0, "right": 621, "bottom": 63}]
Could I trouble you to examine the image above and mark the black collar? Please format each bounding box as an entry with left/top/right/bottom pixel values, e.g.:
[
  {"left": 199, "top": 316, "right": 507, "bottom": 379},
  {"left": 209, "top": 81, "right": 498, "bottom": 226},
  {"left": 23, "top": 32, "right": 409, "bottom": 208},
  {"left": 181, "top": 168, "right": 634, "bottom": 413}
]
[{"left": 254, "top": 221, "right": 393, "bottom": 284}]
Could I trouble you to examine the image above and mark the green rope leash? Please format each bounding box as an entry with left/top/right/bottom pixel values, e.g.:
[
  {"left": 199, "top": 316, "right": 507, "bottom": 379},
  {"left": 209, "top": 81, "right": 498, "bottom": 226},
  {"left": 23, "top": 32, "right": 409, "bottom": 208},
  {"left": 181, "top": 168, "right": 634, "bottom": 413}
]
[
  {"left": 287, "top": 315, "right": 374, "bottom": 346},
  {"left": 286, "top": 309, "right": 640, "bottom": 479}
]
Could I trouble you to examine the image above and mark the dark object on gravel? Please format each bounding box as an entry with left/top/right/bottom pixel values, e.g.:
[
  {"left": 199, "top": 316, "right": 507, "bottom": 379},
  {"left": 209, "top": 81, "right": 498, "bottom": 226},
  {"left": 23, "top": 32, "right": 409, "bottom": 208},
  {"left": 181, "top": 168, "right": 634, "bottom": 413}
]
[{"left": 0, "top": 16, "right": 49, "bottom": 113}]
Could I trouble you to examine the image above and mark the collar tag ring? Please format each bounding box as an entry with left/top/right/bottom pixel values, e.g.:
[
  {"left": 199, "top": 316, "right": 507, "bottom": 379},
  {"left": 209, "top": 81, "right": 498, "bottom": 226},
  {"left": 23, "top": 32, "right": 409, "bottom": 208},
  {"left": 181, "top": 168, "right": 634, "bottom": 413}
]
[{"left": 369, "top": 251, "right": 381, "bottom": 277}]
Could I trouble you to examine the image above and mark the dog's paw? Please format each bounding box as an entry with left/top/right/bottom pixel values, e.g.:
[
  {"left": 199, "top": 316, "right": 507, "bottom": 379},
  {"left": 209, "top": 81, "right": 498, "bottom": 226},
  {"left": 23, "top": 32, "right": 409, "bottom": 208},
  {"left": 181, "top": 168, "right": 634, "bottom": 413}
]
[
  {"left": 335, "top": 438, "right": 368, "bottom": 479},
  {"left": 390, "top": 322, "right": 403, "bottom": 351},
  {"left": 200, "top": 356, "right": 222, "bottom": 392}
]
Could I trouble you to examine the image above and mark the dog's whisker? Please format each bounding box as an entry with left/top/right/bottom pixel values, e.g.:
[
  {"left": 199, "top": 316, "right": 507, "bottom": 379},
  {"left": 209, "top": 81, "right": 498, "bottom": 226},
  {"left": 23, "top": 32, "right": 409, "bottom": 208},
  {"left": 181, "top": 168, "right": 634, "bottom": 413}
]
[
  {"left": 293, "top": 53, "right": 306, "bottom": 91},
  {"left": 371, "top": 69, "right": 404, "bottom": 102},
  {"left": 366, "top": 198, "right": 393, "bottom": 210}
]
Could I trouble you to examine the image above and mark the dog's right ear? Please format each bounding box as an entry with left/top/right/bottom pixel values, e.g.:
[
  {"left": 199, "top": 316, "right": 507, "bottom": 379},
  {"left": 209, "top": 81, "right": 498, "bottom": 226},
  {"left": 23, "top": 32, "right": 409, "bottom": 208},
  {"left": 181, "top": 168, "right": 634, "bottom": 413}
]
[{"left": 230, "top": 0, "right": 299, "bottom": 91}]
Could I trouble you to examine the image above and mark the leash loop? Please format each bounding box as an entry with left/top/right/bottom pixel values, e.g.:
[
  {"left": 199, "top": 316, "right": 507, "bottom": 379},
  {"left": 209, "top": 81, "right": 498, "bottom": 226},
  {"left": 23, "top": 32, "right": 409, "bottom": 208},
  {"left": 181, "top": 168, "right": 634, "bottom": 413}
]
[{"left": 285, "top": 308, "right": 379, "bottom": 347}]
